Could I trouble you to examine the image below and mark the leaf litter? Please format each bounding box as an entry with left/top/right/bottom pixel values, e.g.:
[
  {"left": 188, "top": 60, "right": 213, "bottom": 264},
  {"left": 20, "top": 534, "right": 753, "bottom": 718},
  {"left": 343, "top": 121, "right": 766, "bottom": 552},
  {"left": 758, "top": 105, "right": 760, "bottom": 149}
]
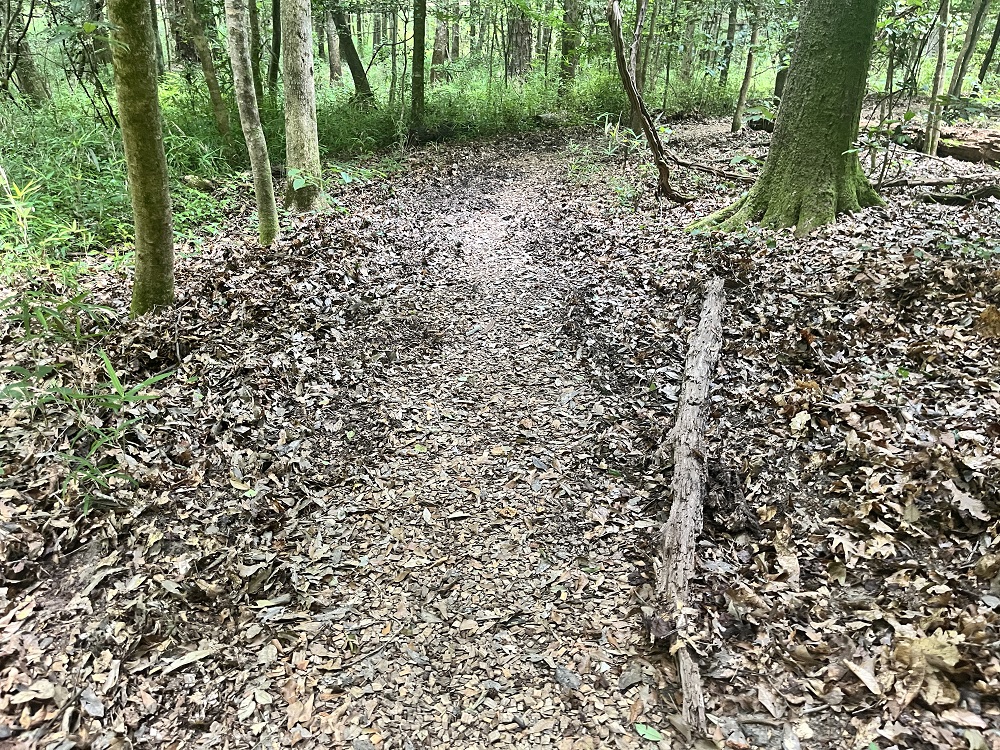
[{"left": 1, "top": 121, "right": 999, "bottom": 749}]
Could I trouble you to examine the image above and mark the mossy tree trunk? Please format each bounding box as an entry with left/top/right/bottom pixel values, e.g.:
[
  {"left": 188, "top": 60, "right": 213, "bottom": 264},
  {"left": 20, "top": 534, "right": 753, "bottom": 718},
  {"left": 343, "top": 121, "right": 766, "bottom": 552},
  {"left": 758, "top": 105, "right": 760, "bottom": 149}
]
[
  {"left": 180, "top": 0, "right": 230, "bottom": 134},
  {"left": 225, "top": 0, "right": 279, "bottom": 244},
  {"left": 281, "top": 0, "right": 322, "bottom": 210},
  {"left": 691, "top": 0, "right": 884, "bottom": 236},
  {"left": 108, "top": 0, "right": 175, "bottom": 316}
]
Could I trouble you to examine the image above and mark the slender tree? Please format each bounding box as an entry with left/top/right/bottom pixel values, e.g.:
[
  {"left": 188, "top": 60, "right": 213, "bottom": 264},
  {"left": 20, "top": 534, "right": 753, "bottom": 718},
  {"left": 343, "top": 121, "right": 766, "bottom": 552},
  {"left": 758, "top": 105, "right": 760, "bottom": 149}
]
[
  {"left": 325, "top": 10, "right": 343, "bottom": 82},
  {"left": 267, "top": 0, "right": 281, "bottom": 94},
  {"left": 180, "top": 0, "right": 230, "bottom": 134},
  {"left": 925, "top": 0, "right": 950, "bottom": 155},
  {"left": 248, "top": 0, "right": 264, "bottom": 100},
  {"left": 150, "top": 0, "right": 165, "bottom": 73},
  {"left": 692, "top": 0, "right": 883, "bottom": 235},
  {"left": 558, "top": 0, "right": 582, "bottom": 96},
  {"left": 108, "top": 0, "right": 175, "bottom": 315},
  {"left": 225, "top": 0, "right": 279, "bottom": 243},
  {"left": 411, "top": 0, "right": 427, "bottom": 122},
  {"left": 332, "top": 7, "right": 376, "bottom": 102},
  {"left": 981, "top": 9, "right": 1000, "bottom": 81},
  {"left": 948, "top": 0, "right": 992, "bottom": 96},
  {"left": 718, "top": 0, "right": 737, "bottom": 87},
  {"left": 281, "top": 0, "right": 323, "bottom": 209},
  {"left": 730, "top": 19, "right": 758, "bottom": 132}
]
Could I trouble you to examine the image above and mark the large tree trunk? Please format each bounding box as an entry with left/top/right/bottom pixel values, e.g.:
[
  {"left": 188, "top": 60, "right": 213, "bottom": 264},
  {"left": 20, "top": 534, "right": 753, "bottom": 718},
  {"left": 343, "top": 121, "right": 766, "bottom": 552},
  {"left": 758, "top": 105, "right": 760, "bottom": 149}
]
[
  {"left": 169, "top": 0, "right": 199, "bottom": 61},
  {"left": 730, "top": 21, "right": 758, "bottom": 132},
  {"left": 925, "top": 0, "right": 950, "bottom": 156},
  {"left": 267, "top": 0, "right": 280, "bottom": 94},
  {"left": 12, "top": 34, "right": 51, "bottom": 105},
  {"left": 431, "top": 18, "right": 449, "bottom": 82},
  {"left": 281, "top": 0, "right": 322, "bottom": 210},
  {"left": 180, "top": 0, "right": 230, "bottom": 134},
  {"left": 225, "top": 0, "right": 279, "bottom": 244},
  {"left": 558, "top": 0, "right": 581, "bottom": 95},
  {"left": 411, "top": 0, "right": 426, "bottom": 122},
  {"left": 332, "top": 7, "right": 375, "bottom": 103},
  {"left": 691, "top": 0, "right": 883, "bottom": 235},
  {"left": 949, "top": 0, "right": 992, "bottom": 96},
  {"left": 978, "top": 6, "right": 1000, "bottom": 82},
  {"left": 718, "top": 0, "right": 736, "bottom": 87},
  {"left": 325, "top": 10, "right": 343, "bottom": 82},
  {"left": 506, "top": 5, "right": 531, "bottom": 77},
  {"left": 108, "top": 0, "right": 175, "bottom": 316},
  {"left": 248, "top": 0, "right": 263, "bottom": 100}
]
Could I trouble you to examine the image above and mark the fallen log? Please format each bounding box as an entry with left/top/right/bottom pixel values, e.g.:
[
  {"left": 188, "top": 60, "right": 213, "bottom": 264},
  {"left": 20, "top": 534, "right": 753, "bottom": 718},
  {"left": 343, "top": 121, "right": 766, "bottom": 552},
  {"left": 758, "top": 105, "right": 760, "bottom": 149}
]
[
  {"left": 902, "top": 125, "right": 1000, "bottom": 164},
  {"left": 919, "top": 184, "right": 1000, "bottom": 204},
  {"left": 658, "top": 276, "right": 726, "bottom": 735}
]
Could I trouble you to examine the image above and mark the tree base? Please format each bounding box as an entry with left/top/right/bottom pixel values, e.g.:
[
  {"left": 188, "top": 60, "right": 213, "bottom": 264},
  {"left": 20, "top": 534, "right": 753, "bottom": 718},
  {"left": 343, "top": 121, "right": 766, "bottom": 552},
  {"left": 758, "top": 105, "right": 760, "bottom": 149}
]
[{"left": 690, "top": 166, "right": 883, "bottom": 236}]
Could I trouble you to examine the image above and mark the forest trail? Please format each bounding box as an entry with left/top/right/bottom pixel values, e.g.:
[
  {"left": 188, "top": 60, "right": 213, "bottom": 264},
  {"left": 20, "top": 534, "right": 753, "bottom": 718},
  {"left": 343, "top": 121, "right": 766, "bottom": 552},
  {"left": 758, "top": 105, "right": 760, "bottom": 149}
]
[{"left": 5, "top": 130, "right": 1000, "bottom": 750}]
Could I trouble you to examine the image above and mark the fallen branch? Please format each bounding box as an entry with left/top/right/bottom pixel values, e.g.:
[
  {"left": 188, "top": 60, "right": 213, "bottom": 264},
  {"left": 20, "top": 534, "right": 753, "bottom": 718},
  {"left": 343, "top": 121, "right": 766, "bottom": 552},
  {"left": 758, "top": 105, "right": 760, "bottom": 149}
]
[
  {"left": 658, "top": 276, "right": 726, "bottom": 736},
  {"left": 607, "top": 0, "right": 690, "bottom": 202},
  {"left": 919, "top": 184, "right": 1000, "bottom": 204},
  {"left": 882, "top": 175, "right": 998, "bottom": 189}
]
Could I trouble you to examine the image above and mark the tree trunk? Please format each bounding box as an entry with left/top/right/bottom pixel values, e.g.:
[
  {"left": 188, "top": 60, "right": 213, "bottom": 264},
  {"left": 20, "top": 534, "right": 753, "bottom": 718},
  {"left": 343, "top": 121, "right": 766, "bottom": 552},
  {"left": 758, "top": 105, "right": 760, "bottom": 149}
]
[
  {"left": 281, "top": 0, "right": 322, "bottom": 210},
  {"left": 679, "top": 16, "right": 695, "bottom": 80},
  {"left": 730, "top": 21, "right": 757, "bottom": 132},
  {"left": 248, "top": 0, "right": 263, "bottom": 100},
  {"left": 773, "top": 62, "right": 788, "bottom": 102},
  {"left": 108, "top": 0, "right": 174, "bottom": 316},
  {"left": 925, "top": 0, "right": 950, "bottom": 156},
  {"left": 170, "top": 0, "right": 199, "bottom": 61},
  {"left": 389, "top": 10, "right": 398, "bottom": 103},
  {"left": 978, "top": 6, "right": 1000, "bottom": 82},
  {"left": 12, "top": 32, "right": 51, "bottom": 105},
  {"left": 180, "top": 0, "right": 230, "bottom": 134},
  {"left": 718, "top": 0, "right": 736, "bottom": 87},
  {"left": 225, "top": 0, "right": 279, "bottom": 244},
  {"left": 326, "top": 10, "right": 342, "bottom": 82},
  {"left": 332, "top": 7, "right": 375, "bottom": 103},
  {"left": 558, "top": 0, "right": 581, "bottom": 95},
  {"left": 150, "top": 0, "right": 165, "bottom": 73},
  {"left": 431, "top": 17, "right": 448, "bottom": 81},
  {"left": 506, "top": 5, "right": 531, "bottom": 77},
  {"left": 91, "top": 0, "right": 114, "bottom": 64},
  {"left": 691, "top": 0, "right": 883, "bottom": 235},
  {"left": 267, "top": 0, "right": 280, "bottom": 94},
  {"left": 948, "top": 0, "right": 991, "bottom": 97},
  {"left": 412, "top": 0, "right": 426, "bottom": 122},
  {"left": 452, "top": 0, "right": 460, "bottom": 58}
]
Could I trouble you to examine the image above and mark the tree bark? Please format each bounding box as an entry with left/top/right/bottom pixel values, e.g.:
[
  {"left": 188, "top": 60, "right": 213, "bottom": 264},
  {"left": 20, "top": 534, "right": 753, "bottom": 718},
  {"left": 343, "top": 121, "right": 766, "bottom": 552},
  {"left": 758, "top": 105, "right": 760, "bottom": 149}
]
[
  {"left": 431, "top": 17, "right": 448, "bottom": 82},
  {"left": 730, "top": 20, "right": 758, "bottom": 132},
  {"left": 948, "top": 0, "right": 991, "bottom": 96},
  {"left": 12, "top": 31, "right": 50, "bottom": 105},
  {"left": 925, "top": 0, "right": 950, "bottom": 156},
  {"left": 108, "top": 0, "right": 175, "bottom": 316},
  {"left": 506, "top": 5, "right": 531, "bottom": 77},
  {"left": 411, "top": 0, "right": 427, "bottom": 121},
  {"left": 451, "top": 0, "right": 460, "bottom": 58},
  {"left": 691, "top": 0, "right": 883, "bottom": 235},
  {"left": 150, "top": 0, "right": 165, "bottom": 73},
  {"left": 658, "top": 275, "right": 725, "bottom": 736},
  {"left": 718, "top": 0, "right": 736, "bottom": 87},
  {"left": 326, "top": 10, "right": 342, "bottom": 82},
  {"left": 248, "top": 0, "right": 263, "bottom": 100},
  {"left": 558, "top": 0, "right": 581, "bottom": 95},
  {"left": 267, "top": 0, "right": 280, "bottom": 94},
  {"left": 225, "top": 0, "right": 279, "bottom": 244},
  {"left": 281, "top": 0, "right": 322, "bottom": 210},
  {"left": 332, "top": 7, "right": 375, "bottom": 103},
  {"left": 978, "top": 6, "right": 1000, "bottom": 82},
  {"left": 180, "top": 0, "right": 230, "bottom": 134}
]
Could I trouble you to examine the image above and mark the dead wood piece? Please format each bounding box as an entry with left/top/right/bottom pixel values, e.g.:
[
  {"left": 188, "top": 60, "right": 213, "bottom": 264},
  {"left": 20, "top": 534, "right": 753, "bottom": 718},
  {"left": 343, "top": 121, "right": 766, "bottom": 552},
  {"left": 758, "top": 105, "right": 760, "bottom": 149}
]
[
  {"left": 881, "top": 174, "right": 995, "bottom": 189},
  {"left": 607, "top": 0, "right": 690, "bottom": 202},
  {"left": 657, "top": 275, "right": 726, "bottom": 736},
  {"left": 903, "top": 125, "right": 1000, "bottom": 164},
  {"left": 918, "top": 184, "right": 1000, "bottom": 204}
]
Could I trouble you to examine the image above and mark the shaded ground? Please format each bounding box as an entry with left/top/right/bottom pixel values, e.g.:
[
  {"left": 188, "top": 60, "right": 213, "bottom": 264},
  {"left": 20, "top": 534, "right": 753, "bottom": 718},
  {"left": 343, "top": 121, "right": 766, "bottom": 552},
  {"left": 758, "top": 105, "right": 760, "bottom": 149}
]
[{"left": 2, "top": 122, "right": 1000, "bottom": 750}]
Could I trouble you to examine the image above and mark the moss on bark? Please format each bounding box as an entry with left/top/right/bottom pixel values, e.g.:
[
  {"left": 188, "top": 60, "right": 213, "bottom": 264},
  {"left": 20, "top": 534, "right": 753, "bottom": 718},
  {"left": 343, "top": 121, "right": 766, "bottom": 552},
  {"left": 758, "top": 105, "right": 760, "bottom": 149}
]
[
  {"left": 109, "top": 0, "right": 175, "bottom": 316},
  {"left": 691, "top": 0, "right": 884, "bottom": 236}
]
